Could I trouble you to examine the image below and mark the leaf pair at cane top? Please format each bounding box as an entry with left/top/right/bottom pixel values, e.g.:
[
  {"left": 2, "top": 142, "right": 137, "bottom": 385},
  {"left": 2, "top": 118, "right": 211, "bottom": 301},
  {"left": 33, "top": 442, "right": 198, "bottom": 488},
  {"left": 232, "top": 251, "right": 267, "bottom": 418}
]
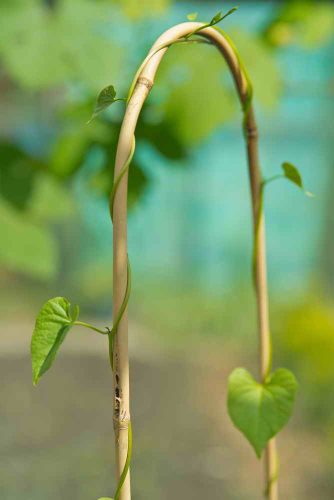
[
  {"left": 186, "top": 7, "right": 239, "bottom": 26},
  {"left": 185, "top": 6, "right": 238, "bottom": 39},
  {"left": 89, "top": 6, "right": 239, "bottom": 123}
]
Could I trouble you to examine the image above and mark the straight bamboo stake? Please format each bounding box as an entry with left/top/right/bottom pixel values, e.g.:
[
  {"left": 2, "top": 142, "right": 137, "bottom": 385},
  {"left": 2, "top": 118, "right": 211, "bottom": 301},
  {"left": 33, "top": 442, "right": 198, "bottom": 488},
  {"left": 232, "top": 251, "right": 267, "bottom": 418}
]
[{"left": 111, "top": 21, "right": 277, "bottom": 500}]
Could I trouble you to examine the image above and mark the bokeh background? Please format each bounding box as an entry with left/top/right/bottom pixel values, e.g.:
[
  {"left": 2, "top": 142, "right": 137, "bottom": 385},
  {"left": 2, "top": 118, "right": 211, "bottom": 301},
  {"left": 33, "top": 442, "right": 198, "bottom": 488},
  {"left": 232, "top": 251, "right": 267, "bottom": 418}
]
[{"left": 1, "top": 0, "right": 334, "bottom": 498}]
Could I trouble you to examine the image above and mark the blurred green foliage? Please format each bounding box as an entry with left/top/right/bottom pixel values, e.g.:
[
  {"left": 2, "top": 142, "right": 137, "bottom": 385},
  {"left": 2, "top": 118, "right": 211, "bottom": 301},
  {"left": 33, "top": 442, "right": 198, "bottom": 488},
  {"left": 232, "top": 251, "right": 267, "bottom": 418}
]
[
  {"left": 0, "top": 0, "right": 333, "bottom": 285},
  {"left": 0, "top": 198, "right": 58, "bottom": 279},
  {"left": 118, "top": 0, "right": 171, "bottom": 20},
  {"left": 263, "top": 0, "right": 334, "bottom": 48},
  {"left": 275, "top": 295, "right": 334, "bottom": 428},
  {"left": 279, "top": 297, "right": 334, "bottom": 386},
  {"left": 132, "top": 277, "right": 257, "bottom": 348}
]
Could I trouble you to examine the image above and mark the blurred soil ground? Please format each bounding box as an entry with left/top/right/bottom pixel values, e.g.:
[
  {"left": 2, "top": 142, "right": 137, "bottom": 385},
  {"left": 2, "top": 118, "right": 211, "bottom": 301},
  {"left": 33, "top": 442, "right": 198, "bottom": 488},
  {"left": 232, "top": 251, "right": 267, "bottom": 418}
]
[{"left": 1, "top": 319, "right": 332, "bottom": 500}]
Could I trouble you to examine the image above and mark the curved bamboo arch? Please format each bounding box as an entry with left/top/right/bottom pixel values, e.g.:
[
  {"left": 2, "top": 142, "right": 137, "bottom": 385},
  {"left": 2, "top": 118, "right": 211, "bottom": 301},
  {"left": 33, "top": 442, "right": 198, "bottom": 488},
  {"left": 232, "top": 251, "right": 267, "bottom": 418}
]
[{"left": 111, "top": 22, "right": 277, "bottom": 500}]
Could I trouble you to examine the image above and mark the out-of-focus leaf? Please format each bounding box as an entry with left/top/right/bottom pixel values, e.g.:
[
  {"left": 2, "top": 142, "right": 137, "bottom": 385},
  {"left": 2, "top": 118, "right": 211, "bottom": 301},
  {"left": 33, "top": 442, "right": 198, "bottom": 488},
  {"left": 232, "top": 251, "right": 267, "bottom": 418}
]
[
  {"left": 27, "top": 174, "right": 75, "bottom": 222},
  {"left": 187, "top": 12, "right": 198, "bottom": 21},
  {"left": 264, "top": 1, "right": 334, "bottom": 48},
  {"left": 0, "top": 3, "right": 69, "bottom": 88},
  {"left": 0, "top": 0, "right": 124, "bottom": 91},
  {"left": 49, "top": 130, "right": 90, "bottom": 178},
  {"left": 137, "top": 118, "right": 187, "bottom": 160},
  {"left": 156, "top": 43, "right": 235, "bottom": 145},
  {"left": 89, "top": 158, "right": 148, "bottom": 210},
  {"left": 70, "top": 260, "right": 113, "bottom": 308},
  {"left": 297, "top": 3, "right": 334, "bottom": 47},
  {"left": 31, "top": 297, "right": 77, "bottom": 384},
  {"left": 0, "top": 142, "right": 40, "bottom": 210},
  {"left": 127, "top": 161, "right": 148, "bottom": 209},
  {"left": 157, "top": 28, "right": 280, "bottom": 144},
  {"left": 229, "top": 29, "right": 282, "bottom": 110},
  {"left": 0, "top": 200, "right": 58, "bottom": 279},
  {"left": 118, "top": 0, "right": 170, "bottom": 19},
  {"left": 56, "top": 0, "right": 125, "bottom": 92},
  {"left": 227, "top": 367, "right": 298, "bottom": 457},
  {"left": 280, "top": 300, "right": 334, "bottom": 385}
]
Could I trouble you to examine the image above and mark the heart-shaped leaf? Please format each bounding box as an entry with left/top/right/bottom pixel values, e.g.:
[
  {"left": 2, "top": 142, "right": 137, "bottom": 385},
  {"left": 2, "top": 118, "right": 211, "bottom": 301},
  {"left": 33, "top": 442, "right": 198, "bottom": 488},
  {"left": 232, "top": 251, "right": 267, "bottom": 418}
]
[
  {"left": 227, "top": 367, "right": 298, "bottom": 457},
  {"left": 31, "top": 297, "right": 78, "bottom": 385},
  {"left": 88, "top": 85, "right": 124, "bottom": 123},
  {"left": 281, "top": 162, "right": 314, "bottom": 197}
]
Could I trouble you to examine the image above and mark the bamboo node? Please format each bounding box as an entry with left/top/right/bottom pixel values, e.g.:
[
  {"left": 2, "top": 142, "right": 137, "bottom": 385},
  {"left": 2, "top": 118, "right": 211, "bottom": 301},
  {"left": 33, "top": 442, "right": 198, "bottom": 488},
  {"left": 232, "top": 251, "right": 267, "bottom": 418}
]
[
  {"left": 113, "top": 415, "right": 131, "bottom": 431},
  {"left": 137, "top": 76, "right": 154, "bottom": 90},
  {"left": 245, "top": 124, "right": 258, "bottom": 139}
]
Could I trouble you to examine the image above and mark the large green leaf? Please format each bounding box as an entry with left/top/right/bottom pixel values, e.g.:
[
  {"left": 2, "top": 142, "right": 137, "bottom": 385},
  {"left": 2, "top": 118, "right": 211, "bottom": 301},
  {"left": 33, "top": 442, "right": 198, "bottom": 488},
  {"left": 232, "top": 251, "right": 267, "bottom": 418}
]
[
  {"left": 157, "top": 28, "right": 281, "bottom": 145},
  {"left": 0, "top": 200, "right": 57, "bottom": 279},
  {"left": 137, "top": 117, "right": 187, "bottom": 160},
  {"left": 228, "top": 29, "right": 282, "bottom": 110},
  {"left": 0, "top": 0, "right": 124, "bottom": 91},
  {"left": 227, "top": 368, "right": 298, "bottom": 457},
  {"left": 157, "top": 43, "right": 235, "bottom": 145},
  {"left": 49, "top": 130, "right": 90, "bottom": 178},
  {"left": 31, "top": 297, "right": 79, "bottom": 385},
  {"left": 0, "top": 2, "right": 69, "bottom": 89}
]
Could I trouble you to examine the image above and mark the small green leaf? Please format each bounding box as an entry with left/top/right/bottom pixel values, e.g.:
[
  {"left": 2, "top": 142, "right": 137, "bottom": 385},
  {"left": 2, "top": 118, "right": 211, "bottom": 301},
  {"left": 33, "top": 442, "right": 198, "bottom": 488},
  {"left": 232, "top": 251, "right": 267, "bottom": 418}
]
[
  {"left": 31, "top": 297, "right": 78, "bottom": 385},
  {"left": 187, "top": 12, "right": 198, "bottom": 21},
  {"left": 281, "top": 162, "right": 302, "bottom": 188},
  {"left": 88, "top": 85, "right": 122, "bottom": 123},
  {"left": 227, "top": 368, "right": 298, "bottom": 458},
  {"left": 210, "top": 11, "right": 223, "bottom": 25},
  {"left": 281, "top": 162, "right": 314, "bottom": 197}
]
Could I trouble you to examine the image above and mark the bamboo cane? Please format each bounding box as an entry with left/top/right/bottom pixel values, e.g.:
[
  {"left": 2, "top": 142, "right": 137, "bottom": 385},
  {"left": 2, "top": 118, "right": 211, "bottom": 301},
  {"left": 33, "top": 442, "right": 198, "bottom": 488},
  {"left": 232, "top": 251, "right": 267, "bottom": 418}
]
[{"left": 111, "top": 22, "right": 277, "bottom": 500}]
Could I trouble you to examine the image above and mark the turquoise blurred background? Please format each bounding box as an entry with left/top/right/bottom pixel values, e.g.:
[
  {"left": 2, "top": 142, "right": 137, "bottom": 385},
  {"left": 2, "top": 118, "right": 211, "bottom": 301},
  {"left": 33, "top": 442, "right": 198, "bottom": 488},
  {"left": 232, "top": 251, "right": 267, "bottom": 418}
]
[{"left": 1, "top": 1, "right": 334, "bottom": 499}]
